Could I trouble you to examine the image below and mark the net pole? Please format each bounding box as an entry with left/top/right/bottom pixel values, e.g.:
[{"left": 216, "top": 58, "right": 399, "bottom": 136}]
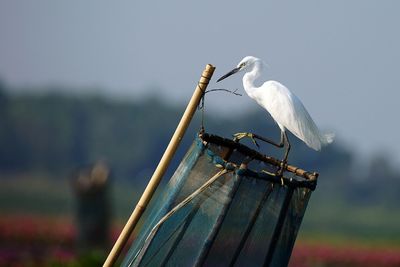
[{"left": 103, "top": 64, "right": 215, "bottom": 267}]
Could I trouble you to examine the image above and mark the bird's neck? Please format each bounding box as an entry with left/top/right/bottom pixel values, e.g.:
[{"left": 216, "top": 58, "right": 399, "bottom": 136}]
[{"left": 243, "top": 63, "right": 263, "bottom": 98}]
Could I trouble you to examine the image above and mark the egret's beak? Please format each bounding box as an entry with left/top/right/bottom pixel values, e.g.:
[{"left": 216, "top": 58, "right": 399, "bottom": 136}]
[{"left": 216, "top": 66, "right": 241, "bottom": 82}]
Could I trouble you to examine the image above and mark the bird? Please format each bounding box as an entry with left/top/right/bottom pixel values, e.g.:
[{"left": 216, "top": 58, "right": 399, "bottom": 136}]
[{"left": 217, "top": 56, "right": 334, "bottom": 170}]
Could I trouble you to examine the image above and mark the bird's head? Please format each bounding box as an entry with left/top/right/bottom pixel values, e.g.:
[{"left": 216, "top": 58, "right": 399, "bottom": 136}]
[{"left": 217, "top": 56, "right": 263, "bottom": 82}]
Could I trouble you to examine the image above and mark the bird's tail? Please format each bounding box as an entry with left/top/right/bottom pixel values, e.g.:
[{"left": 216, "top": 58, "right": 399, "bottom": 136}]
[{"left": 321, "top": 132, "right": 335, "bottom": 145}]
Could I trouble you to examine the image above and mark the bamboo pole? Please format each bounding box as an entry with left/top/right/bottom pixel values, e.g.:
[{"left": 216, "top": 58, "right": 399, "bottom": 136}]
[{"left": 103, "top": 64, "right": 215, "bottom": 267}]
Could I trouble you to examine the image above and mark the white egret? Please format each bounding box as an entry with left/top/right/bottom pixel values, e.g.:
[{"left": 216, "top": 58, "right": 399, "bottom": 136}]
[{"left": 217, "top": 56, "right": 334, "bottom": 171}]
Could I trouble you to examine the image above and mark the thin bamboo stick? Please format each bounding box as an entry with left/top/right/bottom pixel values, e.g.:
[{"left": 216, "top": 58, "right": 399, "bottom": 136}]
[{"left": 103, "top": 64, "right": 215, "bottom": 267}]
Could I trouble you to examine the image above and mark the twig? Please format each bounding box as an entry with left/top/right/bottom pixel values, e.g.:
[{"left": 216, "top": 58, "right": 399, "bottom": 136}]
[
  {"left": 206, "top": 88, "right": 242, "bottom": 96},
  {"left": 198, "top": 88, "right": 242, "bottom": 110}
]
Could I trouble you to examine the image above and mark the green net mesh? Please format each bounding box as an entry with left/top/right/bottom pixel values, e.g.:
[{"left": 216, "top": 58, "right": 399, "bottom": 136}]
[{"left": 122, "top": 133, "right": 315, "bottom": 267}]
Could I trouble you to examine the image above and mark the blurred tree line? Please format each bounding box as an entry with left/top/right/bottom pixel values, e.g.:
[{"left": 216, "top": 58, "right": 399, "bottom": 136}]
[{"left": 0, "top": 82, "right": 399, "bottom": 207}]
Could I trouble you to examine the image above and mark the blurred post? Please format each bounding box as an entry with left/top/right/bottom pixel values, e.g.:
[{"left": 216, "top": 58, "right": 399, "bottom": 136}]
[
  {"left": 104, "top": 64, "right": 215, "bottom": 266},
  {"left": 71, "top": 161, "right": 111, "bottom": 252}
]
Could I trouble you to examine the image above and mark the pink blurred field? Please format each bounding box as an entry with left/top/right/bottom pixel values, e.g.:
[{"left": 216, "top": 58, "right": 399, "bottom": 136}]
[
  {"left": 1, "top": 215, "right": 399, "bottom": 267},
  {"left": 289, "top": 242, "right": 400, "bottom": 267}
]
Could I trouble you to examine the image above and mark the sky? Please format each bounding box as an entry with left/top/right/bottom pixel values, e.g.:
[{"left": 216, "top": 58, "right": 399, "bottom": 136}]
[{"left": 1, "top": 1, "right": 399, "bottom": 163}]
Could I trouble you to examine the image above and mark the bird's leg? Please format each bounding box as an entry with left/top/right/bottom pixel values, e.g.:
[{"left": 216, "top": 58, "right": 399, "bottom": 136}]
[
  {"left": 276, "top": 132, "right": 291, "bottom": 177},
  {"left": 251, "top": 132, "right": 284, "bottom": 149},
  {"left": 233, "top": 131, "right": 291, "bottom": 178},
  {"left": 283, "top": 132, "right": 291, "bottom": 163},
  {"left": 233, "top": 132, "right": 285, "bottom": 149},
  {"left": 233, "top": 132, "right": 260, "bottom": 148}
]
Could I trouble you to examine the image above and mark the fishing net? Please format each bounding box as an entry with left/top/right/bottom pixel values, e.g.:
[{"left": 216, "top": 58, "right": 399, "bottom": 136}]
[{"left": 122, "top": 133, "right": 317, "bottom": 267}]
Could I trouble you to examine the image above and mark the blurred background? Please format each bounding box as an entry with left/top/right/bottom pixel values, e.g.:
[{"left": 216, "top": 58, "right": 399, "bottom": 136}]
[{"left": 1, "top": 1, "right": 400, "bottom": 266}]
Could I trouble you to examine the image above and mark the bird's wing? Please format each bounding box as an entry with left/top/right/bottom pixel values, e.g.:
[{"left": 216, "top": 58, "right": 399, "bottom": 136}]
[{"left": 255, "top": 81, "right": 323, "bottom": 151}]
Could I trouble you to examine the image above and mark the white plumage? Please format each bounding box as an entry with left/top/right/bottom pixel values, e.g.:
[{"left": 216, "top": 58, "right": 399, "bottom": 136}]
[{"left": 217, "top": 56, "right": 334, "bottom": 152}]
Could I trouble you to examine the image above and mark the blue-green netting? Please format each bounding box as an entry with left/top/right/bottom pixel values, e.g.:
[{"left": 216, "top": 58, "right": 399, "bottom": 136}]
[{"left": 122, "top": 134, "right": 314, "bottom": 267}]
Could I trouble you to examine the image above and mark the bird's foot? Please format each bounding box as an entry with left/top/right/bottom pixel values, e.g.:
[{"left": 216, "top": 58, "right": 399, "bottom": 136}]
[
  {"left": 275, "top": 160, "right": 287, "bottom": 178},
  {"left": 233, "top": 132, "right": 260, "bottom": 148}
]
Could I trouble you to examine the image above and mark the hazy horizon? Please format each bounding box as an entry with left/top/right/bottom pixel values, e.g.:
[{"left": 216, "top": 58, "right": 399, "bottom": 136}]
[{"left": 1, "top": 1, "right": 399, "bottom": 164}]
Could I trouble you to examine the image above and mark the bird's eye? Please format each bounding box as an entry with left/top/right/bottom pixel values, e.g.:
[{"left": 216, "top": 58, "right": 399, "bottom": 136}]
[{"left": 240, "top": 62, "right": 246, "bottom": 67}]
